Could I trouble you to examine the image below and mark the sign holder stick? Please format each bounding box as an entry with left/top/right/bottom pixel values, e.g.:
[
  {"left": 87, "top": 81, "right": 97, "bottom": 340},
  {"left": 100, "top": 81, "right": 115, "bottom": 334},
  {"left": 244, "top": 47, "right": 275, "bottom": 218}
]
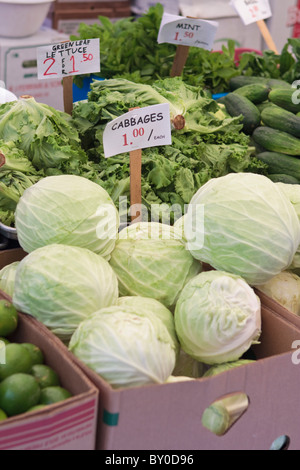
[
  {"left": 170, "top": 45, "right": 190, "bottom": 77},
  {"left": 256, "top": 19, "right": 278, "bottom": 54},
  {"left": 129, "top": 107, "right": 142, "bottom": 223},
  {"left": 63, "top": 76, "right": 74, "bottom": 115}
]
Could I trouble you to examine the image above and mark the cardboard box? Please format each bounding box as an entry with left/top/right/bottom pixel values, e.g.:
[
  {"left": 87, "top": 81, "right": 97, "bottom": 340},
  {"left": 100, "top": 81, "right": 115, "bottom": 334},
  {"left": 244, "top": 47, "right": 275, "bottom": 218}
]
[
  {"left": 46, "top": 1, "right": 131, "bottom": 36},
  {"left": 0, "top": 27, "right": 69, "bottom": 111},
  {"left": 0, "top": 251, "right": 99, "bottom": 450},
  {"left": 4, "top": 248, "right": 300, "bottom": 450},
  {"left": 265, "top": 0, "right": 299, "bottom": 53}
]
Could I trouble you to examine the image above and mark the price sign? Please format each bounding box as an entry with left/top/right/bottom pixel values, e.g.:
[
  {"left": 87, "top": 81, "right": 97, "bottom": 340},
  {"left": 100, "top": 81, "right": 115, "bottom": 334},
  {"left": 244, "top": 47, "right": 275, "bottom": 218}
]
[
  {"left": 230, "top": 0, "right": 272, "bottom": 26},
  {"left": 157, "top": 13, "right": 218, "bottom": 49},
  {"left": 103, "top": 104, "right": 172, "bottom": 159},
  {"left": 36, "top": 38, "right": 100, "bottom": 79}
]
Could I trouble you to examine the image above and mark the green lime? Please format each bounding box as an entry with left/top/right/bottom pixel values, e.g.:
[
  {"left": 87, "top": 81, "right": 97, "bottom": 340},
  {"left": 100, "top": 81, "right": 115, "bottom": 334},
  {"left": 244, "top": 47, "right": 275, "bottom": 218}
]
[
  {"left": 0, "top": 343, "right": 33, "bottom": 381},
  {"left": 0, "top": 300, "right": 18, "bottom": 337},
  {"left": 27, "top": 405, "right": 47, "bottom": 413},
  {"left": 0, "top": 373, "right": 41, "bottom": 417},
  {"left": 0, "top": 408, "right": 7, "bottom": 421},
  {"left": 0, "top": 337, "right": 10, "bottom": 345},
  {"left": 40, "top": 386, "right": 72, "bottom": 405},
  {"left": 21, "top": 343, "right": 44, "bottom": 366},
  {"left": 31, "top": 364, "right": 60, "bottom": 389}
]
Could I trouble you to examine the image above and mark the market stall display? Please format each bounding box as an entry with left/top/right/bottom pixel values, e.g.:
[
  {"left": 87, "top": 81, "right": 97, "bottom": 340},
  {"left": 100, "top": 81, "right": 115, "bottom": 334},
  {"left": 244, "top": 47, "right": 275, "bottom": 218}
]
[{"left": 1, "top": 0, "right": 300, "bottom": 452}]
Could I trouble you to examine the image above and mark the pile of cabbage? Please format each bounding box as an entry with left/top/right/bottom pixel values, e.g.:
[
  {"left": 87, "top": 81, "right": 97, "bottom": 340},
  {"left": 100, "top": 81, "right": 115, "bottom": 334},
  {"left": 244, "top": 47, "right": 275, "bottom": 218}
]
[{"left": 1, "top": 172, "right": 300, "bottom": 389}]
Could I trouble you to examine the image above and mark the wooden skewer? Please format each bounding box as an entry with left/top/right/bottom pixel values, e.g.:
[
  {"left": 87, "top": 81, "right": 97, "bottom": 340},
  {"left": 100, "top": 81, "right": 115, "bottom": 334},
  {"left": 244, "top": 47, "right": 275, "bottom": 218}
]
[
  {"left": 256, "top": 19, "right": 279, "bottom": 54},
  {"left": 63, "top": 76, "right": 73, "bottom": 115},
  {"left": 129, "top": 107, "right": 142, "bottom": 223}
]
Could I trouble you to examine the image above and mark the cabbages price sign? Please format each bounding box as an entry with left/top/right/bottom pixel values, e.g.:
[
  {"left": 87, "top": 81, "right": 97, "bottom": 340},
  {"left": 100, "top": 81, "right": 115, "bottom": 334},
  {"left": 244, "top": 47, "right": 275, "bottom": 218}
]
[
  {"left": 36, "top": 39, "right": 100, "bottom": 115},
  {"left": 103, "top": 104, "right": 172, "bottom": 222},
  {"left": 230, "top": 0, "right": 278, "bottom": 53},
  {"left": 157, "top": 13, "right": 218, "bottom": 77},
  {"left": 103, "top": 104, "right": 172, "bottom": 158}
]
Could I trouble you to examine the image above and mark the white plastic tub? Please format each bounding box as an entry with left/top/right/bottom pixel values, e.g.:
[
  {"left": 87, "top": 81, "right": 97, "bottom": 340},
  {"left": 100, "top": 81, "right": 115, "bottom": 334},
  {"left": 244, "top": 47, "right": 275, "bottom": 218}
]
[{"left": 0, "top": 0, "right": 55, "bottom": 38}]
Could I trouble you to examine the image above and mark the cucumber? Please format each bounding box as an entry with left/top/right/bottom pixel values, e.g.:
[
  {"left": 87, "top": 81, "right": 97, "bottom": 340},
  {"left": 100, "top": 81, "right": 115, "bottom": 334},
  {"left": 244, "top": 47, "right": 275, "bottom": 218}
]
[
  {"left": 256, "top": 151, "right": 300, "bottom": 179},
  {"left": 253, "top": 127, "right": 300, "bottom": 155},
  {"left": 229, "top": 75, "right": 269, "bottom": 91},
  {"left": 256, "top": 102, "right": 275, "bottom": 113},
  {"left": 233, "top": 83, "right": 270, "bottom": 104},
  {"left": 261, "top": 104, "right": 300, "bottom": 138},
  {"left": 224, "top": 93, "right": 261, "bottom": 135},
  {"left": 268, "top": 88, "right": 300, "bottom": 113},
  {"left": 267, "top": 79, "right": 292, "bottom": 89},
  {"left": 267, "top": 174, "right": 300, "bottom": 184}
]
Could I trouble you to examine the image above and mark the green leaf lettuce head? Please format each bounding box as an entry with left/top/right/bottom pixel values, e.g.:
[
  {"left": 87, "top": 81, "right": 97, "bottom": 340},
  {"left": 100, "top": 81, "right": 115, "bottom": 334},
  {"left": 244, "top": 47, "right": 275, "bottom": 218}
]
[
  {"left": 0, "top": 96, "right": 87, "bottom": 170},
  {"left": 174, "top": 270, "right": 262, "bottom": 365},
  {"left": 69, "top": 305, "right": 177, "bottom": 389},
  {"left": 15, "top": 174, "right": 119, "bottom": 260},
  {"left": 109, "top": 222, "right": 201, "bottom": 310},
  {"left": 185, "top": 173, "right": 300, "bottom": 285},
  {"left": 12, "top": 244, "right": 119, "bottom": 343}
]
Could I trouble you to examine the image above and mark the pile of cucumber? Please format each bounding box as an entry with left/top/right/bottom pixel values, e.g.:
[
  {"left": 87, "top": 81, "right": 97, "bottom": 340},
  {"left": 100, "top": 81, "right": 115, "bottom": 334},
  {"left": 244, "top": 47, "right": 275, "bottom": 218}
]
[{"left": 221, "top": 76, "right": 300, "bottom": 184}]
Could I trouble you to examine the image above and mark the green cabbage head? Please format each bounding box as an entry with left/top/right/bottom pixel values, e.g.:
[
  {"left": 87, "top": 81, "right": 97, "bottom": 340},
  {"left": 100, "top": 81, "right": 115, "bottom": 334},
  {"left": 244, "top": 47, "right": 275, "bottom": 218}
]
[
  {"left": 117, "top": 296, "right": 179, "bottom": 353},
  {"left": 185, "top": 173, "right": 300, "bottom": 285},
  {"left": 0, "top": 261, "right": 19, "bottom": 297},
  {"left": 109, "top": 222, "right": 201, "bottom": 309},
  {"left": 12, "top": 244, "right": 119, "bottom": 342},
  {"left": 174, "top": 270, "right": 261, "bottom": 365},
  {"left": 69, "top": 305, "right": 177, "bottom": 389},
  {"left": 15, "top": 174, "right": 119, "bottom": 260}
]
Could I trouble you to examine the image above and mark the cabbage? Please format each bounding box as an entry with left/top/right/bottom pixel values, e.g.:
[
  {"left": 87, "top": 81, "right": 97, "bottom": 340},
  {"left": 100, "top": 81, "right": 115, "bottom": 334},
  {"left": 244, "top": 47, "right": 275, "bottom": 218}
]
[
  {"left": 15, "top": 174, "right": 119, "bottom": 260},
  {"left": 256, "top": 270, "right": 300, "bottom": 316},
  {"left": 276, "top": 183, "right": 300, "bottom": 269},
  {"left": 69, "top": 306, "right": 177, "bottom": 389},
  {"left": 185, "top": 173, "right": 300, "bottom": 285},
  {"left": 109, "top": 222, "right": 201, "bottom": 309},
  {"left": 117, "top": 296, "right": 179, "bottom": 352},
  {"left": 174, "top": 270, "right": 261, "bottom": 365},
  {"left": 203, "top": 360, "right": 255, "bottom": 377},
  {"left": 12, "top": 244, "right": 119, "bottom": 342},
  {"left": 0, "top": 261, "right": 19, "bottom": 297}
]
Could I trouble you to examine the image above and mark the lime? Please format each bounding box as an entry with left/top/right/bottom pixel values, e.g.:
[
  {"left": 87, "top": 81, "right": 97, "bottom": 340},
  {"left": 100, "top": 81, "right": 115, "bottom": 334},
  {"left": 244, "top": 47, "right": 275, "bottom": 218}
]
[
  {"left": 27, "top": 405, "right": 47, "bottom": 413},
  {"left": 31, "top": 364, "right": 60, "bottom": 389},
  {"left": 0, "top": 300, "right": 18, "bottom": 337},
  {"left": 0, "top": 408, "right": 7, "bottom": 421},
  {"left": 0, "top": 337, "right": 10, "bottom": 345},
  {"left": 0, "top": 373, "right": 41, "bottom": 417},
  {"left": 21, "top": 343, "right": 44, "bottom": 366},
  {"left": 40, "top": 386, "right": 72, "bottom": 405},
  {"left": 0, "top": 343, "right": 33, "bottom": 381}
]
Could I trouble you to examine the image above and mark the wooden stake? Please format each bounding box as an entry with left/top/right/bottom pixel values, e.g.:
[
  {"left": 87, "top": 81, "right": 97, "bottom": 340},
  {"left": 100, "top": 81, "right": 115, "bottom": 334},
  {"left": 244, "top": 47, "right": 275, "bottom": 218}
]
[
  {"left": 170, "top": 45, "right": 190, "bottom": 77},
  {"left": 129, "top": 107, "right": 142, "bottom": 223},
  {"left": 256, "top": 19, "right": 279, "bottom": 54},
  {"left": 63, "top": 76, "right": 73, "bottom": 115}
]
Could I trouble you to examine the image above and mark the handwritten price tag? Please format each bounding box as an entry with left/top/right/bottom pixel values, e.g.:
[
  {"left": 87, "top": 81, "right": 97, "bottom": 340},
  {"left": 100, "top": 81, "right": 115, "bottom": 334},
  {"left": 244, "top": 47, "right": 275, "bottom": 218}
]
[
  {"left": 103, "top": 104, "right": 172, "bottom": 159},
  {"left": 230, "top": 0, "right": 272, "bottom": 26},
  {"left": 157, "top": 13, "right": 218, "bottom": 49},
  {"left": 37, "top": 38, "right": 100, "bottom": 79}
]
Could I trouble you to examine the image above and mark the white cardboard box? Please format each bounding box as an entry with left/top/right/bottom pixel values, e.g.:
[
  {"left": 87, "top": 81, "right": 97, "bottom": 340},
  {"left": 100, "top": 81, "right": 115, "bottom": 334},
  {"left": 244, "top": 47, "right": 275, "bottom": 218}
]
[
  {"left": 266, "top": 0, "right": 300, "bottom": 52},
  {"left": 0, "top": 27, "right": 68, "bottom": 111}
]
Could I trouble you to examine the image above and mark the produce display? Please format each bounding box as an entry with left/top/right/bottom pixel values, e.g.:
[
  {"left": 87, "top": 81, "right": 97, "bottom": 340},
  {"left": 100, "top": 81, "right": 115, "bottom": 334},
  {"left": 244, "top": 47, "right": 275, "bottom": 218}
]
[
  {"left": 0, "top": 299, "right": 72, "bottom": 420},
  {"left": 0, "top": 0, "right": 300, "bottom": 419}
]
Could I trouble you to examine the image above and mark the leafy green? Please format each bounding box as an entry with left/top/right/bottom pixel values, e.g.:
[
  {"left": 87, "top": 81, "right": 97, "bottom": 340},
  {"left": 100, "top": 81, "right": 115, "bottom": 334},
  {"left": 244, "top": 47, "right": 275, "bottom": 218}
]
[
  {"left": 72, "top": 77, "right": 266, "bottom": 221},
  {"left": 0, "top": 97, "right": 87, "bottom": 170}
]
